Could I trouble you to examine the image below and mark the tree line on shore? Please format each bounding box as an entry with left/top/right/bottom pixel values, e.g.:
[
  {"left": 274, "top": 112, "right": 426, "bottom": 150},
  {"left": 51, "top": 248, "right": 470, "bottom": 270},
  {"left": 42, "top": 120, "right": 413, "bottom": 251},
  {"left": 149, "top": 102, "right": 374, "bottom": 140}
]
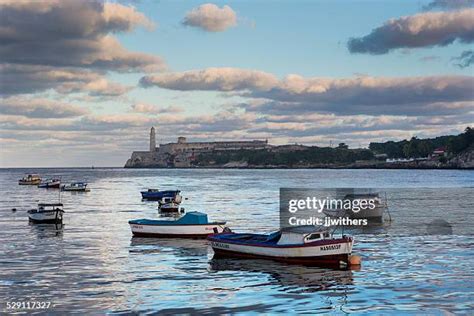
[
  {"left": 195, "top": 127, "right": 473, "bottom": 166},
  {"left": 369, "top": 127, "right": 473, "bottom": 159}
]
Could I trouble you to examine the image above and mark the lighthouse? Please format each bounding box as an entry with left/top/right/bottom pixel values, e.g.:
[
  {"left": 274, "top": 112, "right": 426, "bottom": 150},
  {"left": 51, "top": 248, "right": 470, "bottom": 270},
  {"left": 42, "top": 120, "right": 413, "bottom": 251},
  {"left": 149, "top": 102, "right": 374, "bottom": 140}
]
[{"left": 149, "top": 127, "right": 156, "bottom": 152}]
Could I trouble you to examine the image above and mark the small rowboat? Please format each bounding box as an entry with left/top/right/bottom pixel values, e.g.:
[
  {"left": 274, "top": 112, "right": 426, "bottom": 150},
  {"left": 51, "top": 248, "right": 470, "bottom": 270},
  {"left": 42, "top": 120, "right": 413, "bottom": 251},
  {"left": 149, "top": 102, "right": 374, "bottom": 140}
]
[
  {"left": 129, "top": 211, "right": 227, "bottom": 238},
  {"left": 28, "top": 203, "right": 64, "bottom": 223},
  {"left": 158, "top": 200, "right": 181, "bottom": 212},
  {"left": 38, "top": 178, "right": 61, "bottom": 189},
  {"left": 208, "top": 226, "right": 354, "bottom": 268},
  {"left": 158, "top": 195, "right": 183, "bottom": 212},
  {"left": 141, "top": 189, "right": 180, "bottom": 201},
  {"left": 62, "top": 182, "right": 90, "bottom": 192},
  {"left": 18, "top": 174, "right": 41, "bottom": 185}
]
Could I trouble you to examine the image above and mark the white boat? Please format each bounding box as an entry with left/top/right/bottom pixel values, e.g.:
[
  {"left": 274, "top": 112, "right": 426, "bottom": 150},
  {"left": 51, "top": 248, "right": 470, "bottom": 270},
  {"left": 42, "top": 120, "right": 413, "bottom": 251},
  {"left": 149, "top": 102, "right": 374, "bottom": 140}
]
[
  {"left": 28, "top": 203, "right": 64, "bottom": 223},
  {"left": 129, "top": 211, "right": 227, "bottom": 238},
  {"left": 62, "top": 182, "right": 90, "bottom": 192},
  {"left": 158, "top": 195, "right": 183, "bottom": 212},
  {"left": 38, "top": 178, "right": 61, "bottom": 188},
  {"left": 323, "top": 193, "right": 387, "bottom": 222},
  {"left": 209, "top": 226, "right": 354, "bottom": 267}
]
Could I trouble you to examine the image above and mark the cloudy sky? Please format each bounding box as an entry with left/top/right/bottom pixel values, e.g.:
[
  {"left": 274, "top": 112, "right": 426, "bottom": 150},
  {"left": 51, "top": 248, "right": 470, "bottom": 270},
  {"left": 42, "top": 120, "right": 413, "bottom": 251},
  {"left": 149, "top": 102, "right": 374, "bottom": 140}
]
[{"left": 0, "top": 0, "right": 473, "bottom": 167}]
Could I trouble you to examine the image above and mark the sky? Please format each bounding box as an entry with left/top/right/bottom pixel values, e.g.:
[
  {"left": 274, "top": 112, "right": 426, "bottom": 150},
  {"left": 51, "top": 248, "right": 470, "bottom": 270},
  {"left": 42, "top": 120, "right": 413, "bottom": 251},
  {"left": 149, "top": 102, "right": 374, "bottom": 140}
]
[{"left": 0, "top": 0, "right": 473, "bottom": 167}]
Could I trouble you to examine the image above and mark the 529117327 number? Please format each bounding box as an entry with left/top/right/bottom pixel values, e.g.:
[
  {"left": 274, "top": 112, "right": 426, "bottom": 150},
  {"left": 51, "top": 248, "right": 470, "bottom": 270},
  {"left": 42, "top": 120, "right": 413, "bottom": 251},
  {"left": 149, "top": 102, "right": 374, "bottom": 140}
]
[{"left": 6, "top": 301, "right": 52, "bottom": 310}]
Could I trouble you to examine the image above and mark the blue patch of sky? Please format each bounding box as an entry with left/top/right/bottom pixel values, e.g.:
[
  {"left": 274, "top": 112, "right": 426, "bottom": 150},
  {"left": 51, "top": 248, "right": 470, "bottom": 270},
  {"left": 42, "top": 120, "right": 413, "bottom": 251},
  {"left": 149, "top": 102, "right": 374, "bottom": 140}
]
[{"left": 103, "top": 0, "right": 473, "bottom": 116}]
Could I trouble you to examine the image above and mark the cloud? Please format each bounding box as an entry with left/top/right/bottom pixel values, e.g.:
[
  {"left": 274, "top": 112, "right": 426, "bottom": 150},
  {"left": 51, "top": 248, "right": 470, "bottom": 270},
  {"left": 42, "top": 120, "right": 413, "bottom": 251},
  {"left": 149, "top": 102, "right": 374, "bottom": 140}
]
[
  {"left": 0, "top": 0, "right": 164, "bottom": 99},
  {"left": 140, "top": 68, "right": 474, "bottom": 117},
  {"left": 0, "top": 64, "right": 130, "bottom": 97},
  {"left": 452, "top": 50, "right": 474, "bottom": 68},
  {"left": 58, "top": 78, "right": 132, "bottom": 96},
  {"left": 0, "top": 97, "right": 89, "bottom": 118},
  {"left": 249, "top": 75, "right": 474, "bottom": 109},
  {"left": 130, "top": 103, "right": 184, "bottom": 114},
  {"left": 423, "top": 0, "right": 474, "bottom": 10},
  {"left": 182, "top": 3, "right": 237, "bottom": 32},
  {"left": 347, "top": 8, "right": 474, "bottom": 54},
  {"left": 243, "top": 100, "right": 474, "bottom": 117},
  {"left": 0, "top": 0, "right": 164, "bottom": 72},
  {"left": 140, "top": 68, "right": 279, "bottom": 91}
]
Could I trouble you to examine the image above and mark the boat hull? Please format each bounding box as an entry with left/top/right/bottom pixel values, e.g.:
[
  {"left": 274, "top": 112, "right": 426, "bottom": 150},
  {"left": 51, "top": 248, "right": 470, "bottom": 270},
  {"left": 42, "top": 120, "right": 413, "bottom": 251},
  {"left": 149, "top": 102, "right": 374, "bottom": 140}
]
[
  {"left": 130, "top": 223, "right": 225, "bottom": 238},
  {"left": 208, "top": 236, "right": 353, "bottom": 267},
  {"left": 62, "top": 186, "right": 90, "bottom": 192},
  {"left": 159, "top": 204, "right": 180, "bottom": 212},
  {"left": 28, "top": 211, "right": 63, "bottom": 223},
  {"left": 19, "top": 180, "right": 41, "bottom": 185},
  {"left": 38, "top": 182, "right": 61, "bottom": 189},
  {"left": 212, "top": 248, "right": 350, "bottom": 266},
  {"left": 159, "top": 208, "right": 180, "bottom": 212},
  {"left": 141, "top": 191, "right": 179, "bottom": 201}
]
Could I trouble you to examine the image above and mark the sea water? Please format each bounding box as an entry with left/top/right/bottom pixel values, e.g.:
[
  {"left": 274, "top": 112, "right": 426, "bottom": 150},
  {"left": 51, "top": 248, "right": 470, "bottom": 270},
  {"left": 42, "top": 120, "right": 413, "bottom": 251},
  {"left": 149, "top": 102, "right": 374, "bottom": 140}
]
[{"left": 0, "top": 168, "right": 473, "bottom": 314}]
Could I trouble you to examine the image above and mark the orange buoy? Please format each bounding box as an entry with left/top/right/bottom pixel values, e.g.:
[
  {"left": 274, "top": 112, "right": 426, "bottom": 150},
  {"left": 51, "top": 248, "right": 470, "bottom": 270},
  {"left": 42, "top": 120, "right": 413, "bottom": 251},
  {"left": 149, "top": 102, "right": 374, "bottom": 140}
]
[{"left": 349, "top": 255, "right": 362, "bottom": 266}]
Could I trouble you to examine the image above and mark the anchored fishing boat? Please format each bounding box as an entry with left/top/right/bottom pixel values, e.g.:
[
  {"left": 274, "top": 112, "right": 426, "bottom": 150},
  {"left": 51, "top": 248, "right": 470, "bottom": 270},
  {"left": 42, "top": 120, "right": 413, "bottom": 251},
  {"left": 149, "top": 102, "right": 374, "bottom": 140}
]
[
  {"left": 38, "top": 178, "right": 61, "bottom": 189},
  {"left": 208, "top": 226, "right": 354, "bottom": 267},
  {"left": 323, "top": 193, "right": 387, "bottom": 223},
  {"left": 18, "top": 174, "right": 41, "bottom": 185},
  {"left": 129, "top": 211, "right": 227, "bottom": 238},
  {"left": 28, "top": 203, "right": 64, "bottom": 223},
  {"left": 62, "top": 182, "right": 90, "bottom": 192},
  {"left": 141, "top": 189, "right": 180, "bottom": 201},
  {"left": 158, "top": 195, "right": 183, "bottom": 212}
]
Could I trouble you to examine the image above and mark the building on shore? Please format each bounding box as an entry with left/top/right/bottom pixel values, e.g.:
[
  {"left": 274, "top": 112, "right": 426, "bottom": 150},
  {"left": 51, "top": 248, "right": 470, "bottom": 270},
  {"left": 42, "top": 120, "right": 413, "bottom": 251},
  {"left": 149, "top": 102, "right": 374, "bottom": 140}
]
[{"left": 125, "top": 127, "right": 271, "bottom": 168}]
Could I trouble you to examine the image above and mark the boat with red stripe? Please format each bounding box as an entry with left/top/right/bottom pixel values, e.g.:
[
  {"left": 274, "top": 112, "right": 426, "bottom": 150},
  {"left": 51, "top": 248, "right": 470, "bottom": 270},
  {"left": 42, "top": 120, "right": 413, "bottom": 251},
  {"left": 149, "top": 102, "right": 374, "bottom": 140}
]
[{"left": 208, "top": 225, "right": 354, "bottom": 268}]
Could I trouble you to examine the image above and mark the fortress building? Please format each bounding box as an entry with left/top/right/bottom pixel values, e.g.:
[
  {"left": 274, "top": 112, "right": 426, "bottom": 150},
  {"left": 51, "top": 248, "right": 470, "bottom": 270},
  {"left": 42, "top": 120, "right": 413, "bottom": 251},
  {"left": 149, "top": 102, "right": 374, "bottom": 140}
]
[{"left": 125, "top": 127, "right": 271, "bottom": 168}]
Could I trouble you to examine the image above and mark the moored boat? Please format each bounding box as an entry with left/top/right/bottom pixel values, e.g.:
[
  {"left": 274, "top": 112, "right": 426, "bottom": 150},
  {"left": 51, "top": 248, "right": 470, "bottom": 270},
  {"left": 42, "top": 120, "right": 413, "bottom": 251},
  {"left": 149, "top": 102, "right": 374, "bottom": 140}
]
[
  {"left": 28, "top": 203, "right": 64, "bottom": 223},
  {"left": 323, "top": 193, "right": 387, "bottom": 223},
  {"left": 158, "top": 195, "right": 183, "bottom": 212},
  {"left": 208, "top": 226, "right": 354, "bottom": 268},
  {"left": 129, "top": 211, "right": 227, "bottom": 238},
  {"left": 18, "top": 174, "right": 41, "bottom": 185},
  {"left": 38, "top": 178, "right": 61, "bottom": 189},
  {"left": 62, "top": 182, "right": 90, "bottom": 192},
  {"left": 141, "top": 189, "right": 180, "bottom": 201},
  {"left": 158, "top": 200, "right": 181, "bottom": 212}
]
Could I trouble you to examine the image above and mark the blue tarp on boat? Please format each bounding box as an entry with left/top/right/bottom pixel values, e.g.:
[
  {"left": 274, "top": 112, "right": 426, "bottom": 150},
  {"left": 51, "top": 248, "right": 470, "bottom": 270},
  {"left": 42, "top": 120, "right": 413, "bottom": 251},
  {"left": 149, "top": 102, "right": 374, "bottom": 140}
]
[{"left": 129, "top": 211, "right": 209, "bottom": 226}]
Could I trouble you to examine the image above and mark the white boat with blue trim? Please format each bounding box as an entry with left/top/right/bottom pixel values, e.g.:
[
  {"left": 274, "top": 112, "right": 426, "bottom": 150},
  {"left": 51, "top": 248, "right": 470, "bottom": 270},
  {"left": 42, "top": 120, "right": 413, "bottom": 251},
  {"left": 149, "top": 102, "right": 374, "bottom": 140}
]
[
  {"left": 129, "top": 211, "right": 227, "bottom": 238},
  {"left": 61, "top": 182, "right": 90, "bottom": 192},
  {"left": 28, "top": 203, "right": 64, "bottom": 223},
  {"left": 208, "top": 226, "right": 354, "bottom": 267}
]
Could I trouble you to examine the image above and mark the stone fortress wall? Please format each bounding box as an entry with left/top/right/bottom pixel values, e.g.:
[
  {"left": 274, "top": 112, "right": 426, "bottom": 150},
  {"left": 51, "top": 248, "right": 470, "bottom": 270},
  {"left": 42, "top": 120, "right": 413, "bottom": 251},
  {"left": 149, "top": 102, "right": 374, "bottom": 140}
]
[{"left": 125, "top": 128, "right": 270, "bottom": 167}]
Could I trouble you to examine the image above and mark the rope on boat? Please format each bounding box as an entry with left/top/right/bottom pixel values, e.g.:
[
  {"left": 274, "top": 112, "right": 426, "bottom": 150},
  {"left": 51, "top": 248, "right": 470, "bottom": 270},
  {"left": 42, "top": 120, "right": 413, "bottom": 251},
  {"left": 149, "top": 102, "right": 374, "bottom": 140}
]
[{"left": 384, "top": 191, "right": 392, "bottom": 222}]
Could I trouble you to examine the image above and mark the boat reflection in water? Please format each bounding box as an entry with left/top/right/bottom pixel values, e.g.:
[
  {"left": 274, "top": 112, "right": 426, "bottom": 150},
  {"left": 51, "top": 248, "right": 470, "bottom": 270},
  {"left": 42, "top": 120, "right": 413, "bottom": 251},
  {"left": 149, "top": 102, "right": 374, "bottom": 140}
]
[
  {"left": 129, "top": 237, "right": 208, "bottom": 257},
  {"left": 29, "top": 222, "right": 64, "bottom": 239},
  {"left": 208, "top": 258, "right": 355, "bottom": 294}
]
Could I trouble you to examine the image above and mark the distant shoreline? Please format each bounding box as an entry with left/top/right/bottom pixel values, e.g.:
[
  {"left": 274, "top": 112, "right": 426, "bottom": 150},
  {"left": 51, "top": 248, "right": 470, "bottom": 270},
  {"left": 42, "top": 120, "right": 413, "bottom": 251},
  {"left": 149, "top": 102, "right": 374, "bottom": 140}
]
[
  {"left": 123, "top": 165, "right": 474, "bottom": 170},
  {"left": 1, "top": 166, "right": 473, "bottom": 170}
]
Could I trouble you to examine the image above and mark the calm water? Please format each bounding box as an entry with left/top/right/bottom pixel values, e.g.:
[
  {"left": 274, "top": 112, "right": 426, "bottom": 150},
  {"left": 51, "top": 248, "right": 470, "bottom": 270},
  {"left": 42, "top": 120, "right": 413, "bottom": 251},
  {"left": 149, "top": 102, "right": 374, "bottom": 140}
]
[{"left": 1, "top": 168, "right": 473, "bottom": 314}]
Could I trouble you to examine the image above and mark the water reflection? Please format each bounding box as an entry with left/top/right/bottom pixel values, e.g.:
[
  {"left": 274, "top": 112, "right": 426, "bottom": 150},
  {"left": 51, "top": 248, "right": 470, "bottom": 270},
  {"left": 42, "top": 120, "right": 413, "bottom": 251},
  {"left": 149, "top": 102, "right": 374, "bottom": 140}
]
[
  {"left": 29, "top": 222, "right": 64, "bottom": 239},
  {"left": 209, "top": 258, "right": 354, "bottom": 293},
  {"left": 130, "top": 237, "right": 208, "bottom": 257}
]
